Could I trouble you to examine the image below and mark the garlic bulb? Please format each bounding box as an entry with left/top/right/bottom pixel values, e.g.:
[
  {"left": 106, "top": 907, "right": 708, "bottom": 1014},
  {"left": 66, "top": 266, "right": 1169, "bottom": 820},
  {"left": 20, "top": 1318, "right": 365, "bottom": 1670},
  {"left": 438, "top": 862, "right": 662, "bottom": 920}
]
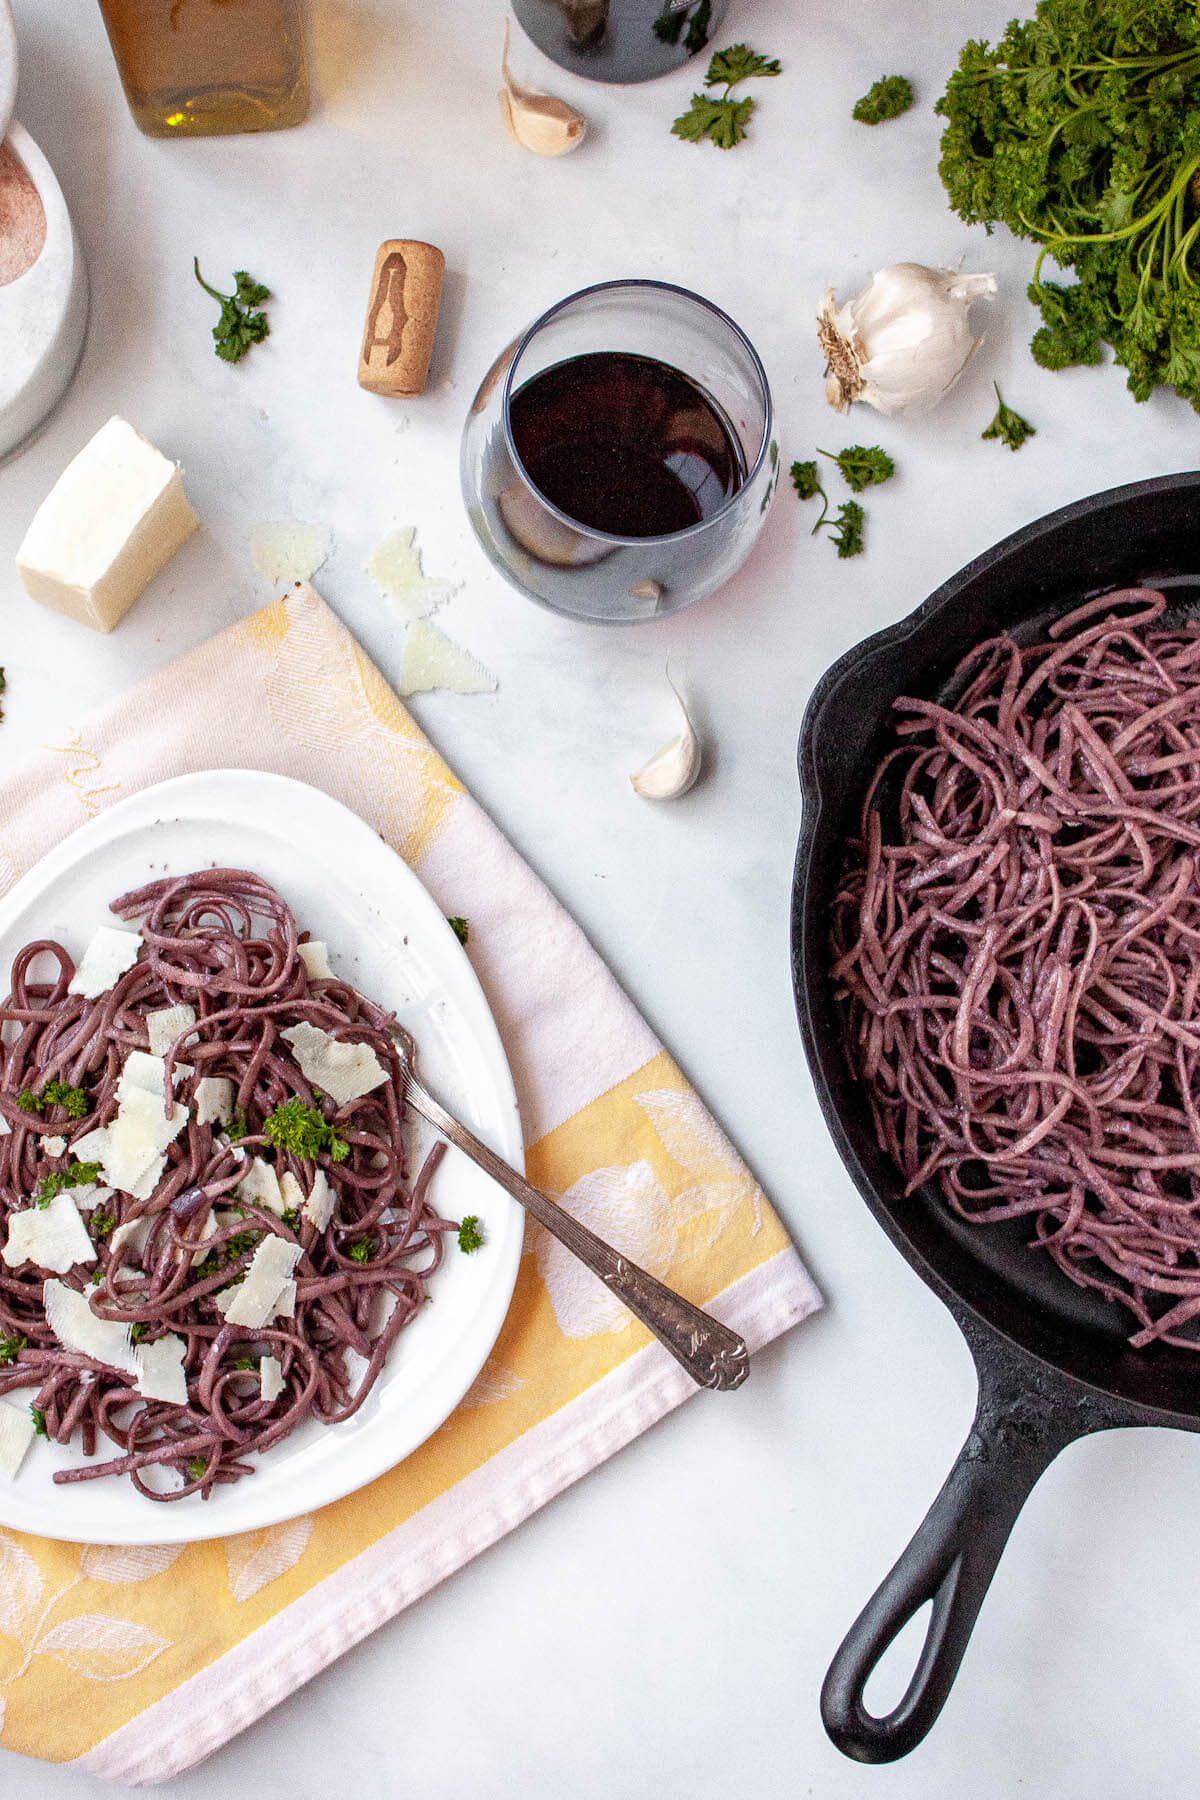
[
  {"left": 631, "top": 679, "right": 701, "bottom": 800},
  {"left": 500, "top": 22, "right": 587, "bottom": 157},
  {"left": 818, "top": 263, "right": 997, "bottom": 415}
]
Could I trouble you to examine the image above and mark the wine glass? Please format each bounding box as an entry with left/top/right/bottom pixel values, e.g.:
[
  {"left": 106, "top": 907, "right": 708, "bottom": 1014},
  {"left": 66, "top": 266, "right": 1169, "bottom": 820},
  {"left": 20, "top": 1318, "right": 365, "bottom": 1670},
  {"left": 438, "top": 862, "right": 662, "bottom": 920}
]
[{"left": 461, "top": 279, "right": 777, "bottom": 625}]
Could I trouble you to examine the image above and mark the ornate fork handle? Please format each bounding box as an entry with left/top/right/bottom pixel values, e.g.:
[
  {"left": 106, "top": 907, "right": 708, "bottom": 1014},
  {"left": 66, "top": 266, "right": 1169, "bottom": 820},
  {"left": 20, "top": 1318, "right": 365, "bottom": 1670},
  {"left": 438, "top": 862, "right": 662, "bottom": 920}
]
[{"left": 401, "top": 1067, "right": 749, "bottom": 1392}]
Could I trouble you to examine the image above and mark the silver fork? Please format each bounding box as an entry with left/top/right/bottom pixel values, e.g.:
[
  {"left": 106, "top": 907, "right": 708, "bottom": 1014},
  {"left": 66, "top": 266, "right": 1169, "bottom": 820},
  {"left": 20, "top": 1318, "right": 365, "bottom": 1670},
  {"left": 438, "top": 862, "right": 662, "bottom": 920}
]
[{"left": 394, "top": 1026, "right": 749, "bottom": 1391}]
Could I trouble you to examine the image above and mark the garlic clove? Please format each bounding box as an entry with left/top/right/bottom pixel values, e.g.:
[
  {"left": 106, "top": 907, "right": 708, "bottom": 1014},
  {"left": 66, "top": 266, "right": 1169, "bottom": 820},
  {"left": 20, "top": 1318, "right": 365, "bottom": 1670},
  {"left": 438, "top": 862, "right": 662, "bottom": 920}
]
[
  {"left": 500, "top": 21, "right": 587, "bottom": 158},
  {"left": 630, "top": 680, "right": 701, "bottom": 800},
  {"left": 818, "top": 263, "right": 996, "bottom": 415}
]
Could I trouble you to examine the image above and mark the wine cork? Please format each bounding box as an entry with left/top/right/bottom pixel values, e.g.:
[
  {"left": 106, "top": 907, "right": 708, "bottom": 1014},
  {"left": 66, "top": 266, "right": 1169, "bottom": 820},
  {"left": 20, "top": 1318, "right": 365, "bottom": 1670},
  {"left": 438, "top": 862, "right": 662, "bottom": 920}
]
[{"left": 357, "top": 239, "right": 445, "bottom": 397}]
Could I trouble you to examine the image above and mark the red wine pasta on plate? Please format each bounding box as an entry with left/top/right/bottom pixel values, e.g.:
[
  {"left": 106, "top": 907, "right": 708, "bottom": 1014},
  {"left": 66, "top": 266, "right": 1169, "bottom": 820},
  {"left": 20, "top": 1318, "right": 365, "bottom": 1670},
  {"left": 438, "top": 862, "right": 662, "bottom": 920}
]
[
  {"left": 833, "top": 588, "right": 1200, "bottom": 1351},
  {"left": 0, "top": 868, "right": 462, "bottom": 1501}
]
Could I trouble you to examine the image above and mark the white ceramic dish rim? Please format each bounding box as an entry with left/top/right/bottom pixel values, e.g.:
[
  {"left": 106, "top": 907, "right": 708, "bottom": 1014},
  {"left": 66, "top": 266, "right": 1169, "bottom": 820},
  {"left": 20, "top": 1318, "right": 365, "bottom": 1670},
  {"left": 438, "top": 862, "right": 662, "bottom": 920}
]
[{"left": 0, "top": 770, "right": 526, "bottom": 1543}]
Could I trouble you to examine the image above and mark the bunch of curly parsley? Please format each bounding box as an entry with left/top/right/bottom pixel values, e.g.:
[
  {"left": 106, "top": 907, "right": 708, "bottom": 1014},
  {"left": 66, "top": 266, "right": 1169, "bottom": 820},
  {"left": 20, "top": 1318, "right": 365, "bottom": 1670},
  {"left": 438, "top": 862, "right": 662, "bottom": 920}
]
[{"left": 937, "top": 0, "right": 1200, "bottom": 407}]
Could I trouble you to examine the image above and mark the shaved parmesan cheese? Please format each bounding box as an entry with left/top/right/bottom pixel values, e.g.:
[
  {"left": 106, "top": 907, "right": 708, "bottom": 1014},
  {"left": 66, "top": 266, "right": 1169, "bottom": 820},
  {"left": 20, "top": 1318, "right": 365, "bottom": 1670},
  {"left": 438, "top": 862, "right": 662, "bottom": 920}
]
[
  {"left": 303, "top": 1167, "right": 334, "bottom": 1231},
  {"left": 43, "top": 1134, "right": 66, "bottom": 1158},
  {"left": 273, "top": 1278, "right": 296, "bottom": 1320},
  {"left": 71, "top": 1126, "right": 109, "bottom": 1163},
  {"left": 237, "top": 1156, "right": 285, "bottom": 1217},
  {"left": 278, "top": 1170, "right": 305, "bottom": 1218},
  {"left": 281, "top": 1021, "right": 388, "bottom": 1106},
  {"left": 67, "top": 926, "right": 142, "bottom": 998},
  {"left": 3, "top": 1193, "right": 95, "bottom": 1273},
  {"left": 146, "top": 1004, "right": 196, "bottom": 1056},
  {"left": 118, "top": 1051, "right": 169, "bottom": 1100},
  {"left": 298, "top": 940, "right": 333, "bottom": 981},
  {"left": 259, "top": 1355, "right": 284, "bottom": 1403},
  {"left": 0, "top": 1402, "right": 36, "bottom": 1479},
  {"left": 135, "top": 1333, "right": 188, "bottom": 1405},
  {"left": 110, "top": 1213, "right": 151, "bottom": 1264},
  {"left": 0, "top": 1115, "right": 10, "bottom": 1138},
  {"left": 195, "top": 1076, "right": 234, "bottom": 1127},
  {"left": 398, "top": 621, "right": 496, "bottom": 698},
  {"left": 67, "top": 1183, "right": 110, "bottom": 1214},
  {"left": 44, "top": 1278, "right": 137, "bottom": 1374},
  {"left": 219, "top": 1236, "right": 301, "bottom": 1328}
]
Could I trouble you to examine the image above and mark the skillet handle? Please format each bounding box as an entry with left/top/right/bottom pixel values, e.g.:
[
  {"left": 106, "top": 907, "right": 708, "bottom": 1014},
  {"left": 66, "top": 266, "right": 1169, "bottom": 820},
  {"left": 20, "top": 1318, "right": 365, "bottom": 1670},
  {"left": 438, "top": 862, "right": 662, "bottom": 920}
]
[{"left": 821, "top": 1332, "right": 1119, "bottom": 1763}]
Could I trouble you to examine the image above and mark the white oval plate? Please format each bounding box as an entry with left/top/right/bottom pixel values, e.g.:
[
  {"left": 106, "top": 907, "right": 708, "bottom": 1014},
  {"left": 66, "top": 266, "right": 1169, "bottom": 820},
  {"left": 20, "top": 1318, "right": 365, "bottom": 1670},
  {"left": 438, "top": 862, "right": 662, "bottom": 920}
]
[{"left": 0, "top": 771, "right": 525, "bottom": 1543}]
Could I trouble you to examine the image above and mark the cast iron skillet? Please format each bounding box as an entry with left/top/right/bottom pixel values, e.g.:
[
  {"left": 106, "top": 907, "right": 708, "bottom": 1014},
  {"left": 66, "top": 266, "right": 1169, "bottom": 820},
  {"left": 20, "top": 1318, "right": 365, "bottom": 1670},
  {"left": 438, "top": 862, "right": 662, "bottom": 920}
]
[{"left": 792, "top": 471, "right": 1200, "bottom": 1764}]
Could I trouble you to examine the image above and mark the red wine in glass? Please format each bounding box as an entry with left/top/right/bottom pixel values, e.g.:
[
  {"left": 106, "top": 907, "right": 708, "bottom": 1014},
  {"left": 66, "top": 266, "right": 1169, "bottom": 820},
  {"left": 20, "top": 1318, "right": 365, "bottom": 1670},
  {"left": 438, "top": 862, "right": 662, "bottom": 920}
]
[{"left": 509, "top": 351, "right": 746, "bottom": 539}]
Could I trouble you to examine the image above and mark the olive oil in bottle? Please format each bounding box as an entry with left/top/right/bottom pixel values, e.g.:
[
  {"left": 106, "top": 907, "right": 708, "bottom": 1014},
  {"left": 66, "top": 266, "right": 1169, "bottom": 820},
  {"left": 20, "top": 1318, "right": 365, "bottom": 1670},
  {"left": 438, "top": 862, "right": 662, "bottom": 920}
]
[{"left": 96, "top": 0, "right": 309, "bottom": 138}]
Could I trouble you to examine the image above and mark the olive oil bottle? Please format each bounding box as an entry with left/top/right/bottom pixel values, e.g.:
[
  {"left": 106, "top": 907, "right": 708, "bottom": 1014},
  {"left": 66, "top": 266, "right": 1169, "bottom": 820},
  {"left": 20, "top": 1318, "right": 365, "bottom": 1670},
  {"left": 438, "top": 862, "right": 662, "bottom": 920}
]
[{"left": 97, "top": 0, "right": 309, "bottom": 137}]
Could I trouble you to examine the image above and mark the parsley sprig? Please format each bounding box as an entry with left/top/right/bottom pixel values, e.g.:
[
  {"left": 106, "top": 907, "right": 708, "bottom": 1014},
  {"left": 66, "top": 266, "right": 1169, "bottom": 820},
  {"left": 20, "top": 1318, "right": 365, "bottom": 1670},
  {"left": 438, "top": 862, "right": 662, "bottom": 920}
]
[
  {"left": 937, "top": 0, "right": 1200, "bottom": 408},
  {"left": 671, "top": 42, "right": 781, "bottom": 150},
  {"left": 457, "top": 1215, "right": 485, "bottom": 1254},
  {"left": 18, "top": 1080, "right": 89, "bottom": 1119},
  {"left": 818, "top": 445, "right": 895, "bottom": 492},
  {"left": 0, "top": 1333, "right": 26, "bottom": 1367},
  {"left": 193, "top": 259, "right": 271, "bottom": 364},
  {"left": 263, "top": 1098, "right": 349, "bottom": 1164},
  {"left": 792, "top": 444, "right": 893, "bottom": 558},
  {"left": 982, "top": 384, "right": 1036, "bottom": 452},
  {"left": 853, "top": 76, "right": 914, "bottom": 125}
]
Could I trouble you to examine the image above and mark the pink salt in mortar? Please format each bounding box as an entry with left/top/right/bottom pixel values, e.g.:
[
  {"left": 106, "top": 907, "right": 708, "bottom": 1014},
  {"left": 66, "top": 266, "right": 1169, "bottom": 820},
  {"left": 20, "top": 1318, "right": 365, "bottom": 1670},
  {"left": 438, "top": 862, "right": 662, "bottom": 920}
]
[{"left": 0, "top": 138, "right": 46, "bottom": 285}]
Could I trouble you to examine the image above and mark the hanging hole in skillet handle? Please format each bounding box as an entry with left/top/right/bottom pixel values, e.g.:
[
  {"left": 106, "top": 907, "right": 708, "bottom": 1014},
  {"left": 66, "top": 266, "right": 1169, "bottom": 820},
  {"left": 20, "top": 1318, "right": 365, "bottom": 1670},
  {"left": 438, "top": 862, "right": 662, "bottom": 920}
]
[{"left": 820, "top": 1338, "right": 1119, "bottom": 1764}]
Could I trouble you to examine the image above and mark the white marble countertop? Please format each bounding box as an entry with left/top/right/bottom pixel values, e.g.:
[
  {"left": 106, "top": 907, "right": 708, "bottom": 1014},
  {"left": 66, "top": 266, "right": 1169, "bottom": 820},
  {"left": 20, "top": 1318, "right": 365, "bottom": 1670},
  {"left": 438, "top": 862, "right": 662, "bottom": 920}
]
[{"left": 4, "top": 0, "right": 1200, "bottom": 1794}]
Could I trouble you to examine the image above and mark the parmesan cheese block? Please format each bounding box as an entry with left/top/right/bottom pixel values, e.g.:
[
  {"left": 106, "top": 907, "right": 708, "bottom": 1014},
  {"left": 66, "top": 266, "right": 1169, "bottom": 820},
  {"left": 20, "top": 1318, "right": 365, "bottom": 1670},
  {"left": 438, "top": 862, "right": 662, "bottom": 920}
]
[
  {"left": 196, "top": 1076, "right": 234, "bottom": 1126},
  {"left": 0, "top": 1401, "right": 36, "bottom": 1481},
  {"left": 259, "top": 1355, "right": 284, "bottom": 1403},
  {"left": 67, "top": 926, "right": 142, "bottom": 998},
  {"left": 297, "top": 939, "right": 333, "bottom": 981},
  {"left": 16, "top": 416, "right": 199, "bottom": 633},
  {"left": 217, "top": 1236, "right": 301, "bottom": 1328},
  {"left": 146, "top": 1004, "right": 196, "bottom": 1057},
  {"left": 42, "top": 1134, "right": 66, "bottom": 1157},
  {"left": 44, "top": 1277, "right": 137, "bottom": 1374},
  {"left": 134, "top": 1333, "right": 188, "bottom": 1405},
  {"left": 237, "top": 1156, "right": 285, "bottom": 1217},
  {"left": 303, "top": 1167, "right": 334, "bottom": 1231},
  {"left": 2, "top": 1192, "right": 95, "bottom": 1273},
  {"left": 281, "top": 1021, "right": 388, "bottom": 1106}
]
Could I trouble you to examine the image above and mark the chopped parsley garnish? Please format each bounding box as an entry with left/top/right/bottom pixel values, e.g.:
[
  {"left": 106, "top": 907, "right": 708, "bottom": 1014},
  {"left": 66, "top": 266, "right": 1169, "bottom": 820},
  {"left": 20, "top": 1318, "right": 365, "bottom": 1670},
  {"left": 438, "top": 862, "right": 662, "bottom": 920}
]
[
  {"left": 233, "top": 1355, "right": 258, "bottom": 1371},
  {"left": 193, "top": 259, "right": 271, "bottom": 363},
  {"left": 981, "top": 384, "right": 1036, "bottom": 452},
  {"left": 263, "top": 1097, "right": 349, "bottom": 1164},
  {"left": 226, "top": 1109, "right": 250, "bottom": 1143},
  {"left": 186, "top": 1456, "right": 208, "bottom": 1480},
  {"left": 349, "top": 1238, "right": 373, "bottom": 1264},
  {"left": 853, "top": 75, "right": 914, "bottom": 125},
  {"left": 829, "top": 500, "right": 866, "bottom": 560},
  {"left": 30, "top": 1406, "right": 46, "bottom": 1437},
  {"left": 16, "top": 1089, "right": 42, "bottom": 1115},
  {"left": 282, "top": 1208, "right": 301, "bottom": 1232},
  {"left": 42, "top": 1080, "right": 89, "bottom": 1119},
  {"left": 35, "top": 1160, "right": 103, "bottom": 1208},
  {"left": 0, "top": 1333, "right": 26, "bottom": 1366},
  {"left": 457, "top": 1214, "right": 485, "bottom": 1254},
  {"left": 196, "top": 1229, "right": 261, "bottom": 1280},
  {"left": 130, "top": 1322, "right": 148, "bottom": 1344},
  {"left": 671, "top": 41, "right": 781, "bottom": 150},
  {"left": 447, "top": 916, "right": 470, "bottom": 947},
  {"left": 90, "top": 1208, "right": 117, "bottom": 1239},
  {"left": 818, "top": 444, "right": 895, "bottom": 493}
]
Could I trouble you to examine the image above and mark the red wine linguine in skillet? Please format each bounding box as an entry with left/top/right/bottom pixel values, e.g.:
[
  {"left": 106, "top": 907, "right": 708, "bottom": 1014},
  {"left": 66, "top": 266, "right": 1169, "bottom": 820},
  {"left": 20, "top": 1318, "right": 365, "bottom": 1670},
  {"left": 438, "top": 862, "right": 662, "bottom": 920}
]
[
  {"left": 833, "top": 588, "right": 1200, "bottom": 1351},
  {"left": 0, "top": 869, "right": 460, "bottom": 1501}
]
